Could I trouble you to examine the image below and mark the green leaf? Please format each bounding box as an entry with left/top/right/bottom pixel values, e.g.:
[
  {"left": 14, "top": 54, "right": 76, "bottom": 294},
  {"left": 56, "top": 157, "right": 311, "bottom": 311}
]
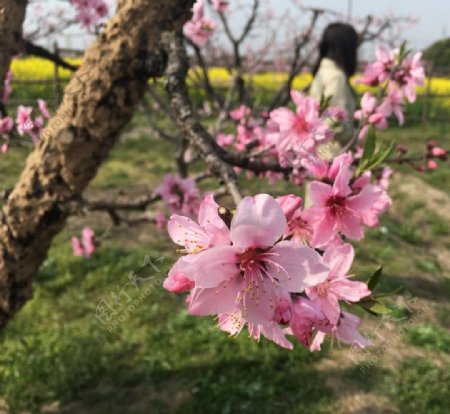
[
  {"left": 357, "top": 298, "right": 380, "bottom": 316},
  {"left": 398, "top": 41, "right": 412, "bottom": 63},
  {"left": 355, "top": 125, "right": 377, "bottom": 176},
  {"left": 319, "top": 94, "right": 333, "bottom": 113},
  {"left": 356, "top": 297, "right": 392, "bottom": 316},
  {"left": 356, "top": 140, "right": 395, "bottom": 176},
  {"left": 362, "top": 124, "right": 376, "bottom": 159},
  {"left": 357, "top": 297, "right": 392, "bottom": 316},
  {"left": 367, "top": 266, "right": 383, "bottom": 291},
  {"left": 369, "top": 141, "right": 395, "bottom": 169},
  {"left": 370, "top": 302, "right": 392, "bottom": 315}
]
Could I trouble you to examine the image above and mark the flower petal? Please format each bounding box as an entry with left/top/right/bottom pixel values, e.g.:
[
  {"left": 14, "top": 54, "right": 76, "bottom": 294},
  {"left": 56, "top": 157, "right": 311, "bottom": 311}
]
[
  {"left": 197, "top": 193, "right": 230, "bottom": 245},
  {"left": 163, "top": 257, "right": 195, "bottom": 293},
  {"left": 266, "top": 241, "right": 328, "bottom": 292},
  {"left": 185, "top": 245, "right": 239, "bottom": 288},
  {"left": 335, "top": 312, "right": 371, "bottom": 348},
  {"left": 333, "top": 165, "right": 352, "bottom": 197},
  {"left": 239, "top": 281, "right": 277, "bottom": 324},
  {"left": 310, "top": 331, "right": 327, "bottom": 351},
  {"left": 217, "top": 308, "right": 245, "bottom": 336},
  {"left": 276, "top": 194, "right": 303, "bottom": 222},
  {"left": 310, "top": 213, "right": 337, "bottom": 248},
  {"left": 260, "top": 322, "right": 294, "bottom": 349},
  {"left": 168, "top": 214, "right": 209, "bottom": 251},
  {"left": 337, "top": 210, "right": 364, "bottom": 241},
  {"left": 309, "top": 181, "right": 333, "bottom": 207},
  {"left": 331, "top": 279, "right": 371, "bottom": 302},
  {"left": 230, "top": 194, "right": 286, "bottom": 248},
  {"left": 315, "top": 295, "right": 340, "bottom": 326},
  {"left": 347, "top": 186, "right": 381, "bottom": 211},
  {"left": 188, "top": 277, "right": 241, "bottom": 316},
  {"left": 323, "top": 243, "right": 354, "bottom": 279}
]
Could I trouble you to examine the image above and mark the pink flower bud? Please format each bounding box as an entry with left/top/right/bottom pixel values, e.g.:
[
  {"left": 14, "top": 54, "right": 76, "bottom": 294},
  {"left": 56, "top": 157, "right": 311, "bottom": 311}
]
[
  {"left": 431, "top": 147, "right": 446, "bottom": 157},
  {"left": 427, "top": 160, "right": 438, "bottom": 170},
  {"left": 396, "top": 144, "right": 407, "bottom": 155},
  {"left": 416, "top": 164, "right": 425, "bottom": 172},
  {"left": 163, "top": 271, "right": 195, "bottom": 293}
]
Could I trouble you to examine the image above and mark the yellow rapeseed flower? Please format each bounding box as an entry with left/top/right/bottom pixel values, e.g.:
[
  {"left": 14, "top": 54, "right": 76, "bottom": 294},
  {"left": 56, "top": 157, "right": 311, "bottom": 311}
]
[{"left": 10, "top": 58, "right": 450, "bottom": 106}]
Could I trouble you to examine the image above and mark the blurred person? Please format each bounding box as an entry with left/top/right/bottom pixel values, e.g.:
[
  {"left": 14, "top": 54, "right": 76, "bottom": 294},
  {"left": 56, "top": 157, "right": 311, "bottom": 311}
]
[
  {"left": 305, "top": 23, "right": 359, "bottom": 207},
  {"left": 310, "top": 22, "right": 359, "bottom": 147}
]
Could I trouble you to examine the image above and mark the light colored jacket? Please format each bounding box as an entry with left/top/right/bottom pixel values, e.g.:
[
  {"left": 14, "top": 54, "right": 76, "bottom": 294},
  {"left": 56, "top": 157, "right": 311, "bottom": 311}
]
[
  {"left": 309, "top": 57, "right": 356, "bottom": 115},
  {"left": 304, "top": 59, "right": 357, "bottom": 207},
  {"left": 309, "top": 58, "right": 356, "bottom": 149}
]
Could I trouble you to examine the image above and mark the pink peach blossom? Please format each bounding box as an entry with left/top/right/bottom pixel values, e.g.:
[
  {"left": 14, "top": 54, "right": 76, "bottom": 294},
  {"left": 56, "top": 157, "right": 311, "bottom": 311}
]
[
  {"left": 37, "top": 99, "right": 51, "bottom": 118},
  {"left": 191, "top": 0, "right": 205, "bottom": 21},
  {"left": 276, "top": 194, "right": 303, "bottom": 222},
  {"left": 184, "top": 17, "right": 217, "bottom": 46},
  {"left": 163, "top": 258, "right": 195, "bottom": 293},
  {"left": 2, "top": 70, "right": 13, "bottom": 102},
  {"left": 218, "top": 307, "right": 294, "bottom": 349},
  {"left": 212, "top": 0, "right": 229, "bottom": 13},
  {"left": 381, "top": 86, "right": 404, "bottom": 125},
  {"left": 154, "top": 174, "right": 201, "bottom": 217},
  {"left": 352, "top": 173, "right": 392, "bottom": 228},
  {"left": 230, "top": 105, "right": 251, "bottom": 122},
  {"left": 377, "top": 167, "right": 393, "bottom": 191},
  {"left": 0, "top": 116, "right": 14, "bottom": 134},
  {"left": 71, "top": 227, "right": 97, "bottom": 258},
  {"left": 310, "top": 311, "right": 371, "bottom": 351},
  {"left": 354, "top": 93, "right": 389, "bottom": 139},
  {"left": 305, "top": 161, "right": 381, "bottom": 247},
  {"left": 288, "top": 297, "right": 332, "bottom": 348},
  {"left": 71, "top": 0, "right": 108, "bottom": 29},
  {"left": 305, "top": 244, "right": 371, "bottom": 325},
  {"left": 216, "top": 132, "right": 234, "bottom": 148},
  {"left": 167, "top": 193, "right": 230, "bottom": 254},
  {"left": 16, "top": 106, "right": 34, "bottom": 136},
  {"left": 173, "top": 194, "right": 328, "bottom": 324},
  {"left": 155, "top": 211, "right": 167, "bottom": 231},
  {"left": 269, "top": 92, "right": 333, "bottom": 165}
]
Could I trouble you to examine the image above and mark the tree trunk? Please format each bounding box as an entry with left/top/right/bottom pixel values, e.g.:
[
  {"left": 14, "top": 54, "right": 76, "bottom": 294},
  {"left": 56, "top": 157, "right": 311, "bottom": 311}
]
[
  {"left": 0, "top": 0, "right": 194, "bottom": 329},
  {"left": 0, "top": 0, "right": 27, "bottom": 115}
]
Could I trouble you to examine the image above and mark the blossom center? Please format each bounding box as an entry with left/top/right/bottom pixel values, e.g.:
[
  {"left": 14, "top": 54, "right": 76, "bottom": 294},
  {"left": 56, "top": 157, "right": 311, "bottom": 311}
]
[
  {"left": 315, "top": 282, "right": 330, "bottom": 298},
  {"left": 289, "top": 217, "right": 312, "bottom": 243},
  {"left": 239, "top": 249, "right": 261, "bottom": 273},
  {"left": 293, "top": 116, "right": 309, "bottom": 135},
  {"left": 326, "top": 195, "right": 347, "bottom": 217},
  {"left": 169, "top": 184, "right": 184, "bottom": 206}
]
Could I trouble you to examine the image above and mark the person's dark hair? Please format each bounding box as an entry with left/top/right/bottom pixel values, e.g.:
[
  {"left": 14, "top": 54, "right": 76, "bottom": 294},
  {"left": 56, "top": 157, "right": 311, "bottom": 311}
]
[{"left": 313, "top": 22, "right": 359, "bottom": 77}]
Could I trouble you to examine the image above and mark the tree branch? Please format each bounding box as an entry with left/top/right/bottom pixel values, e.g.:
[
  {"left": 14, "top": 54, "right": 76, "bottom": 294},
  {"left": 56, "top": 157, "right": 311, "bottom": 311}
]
[
  {"left": 0, "top": 0, "right": 27, "bottom": 113},
  {"left": 0, "top": 0, "right": 195, "bottom": 330},
  {"left": 23, "top": 40, "right": 79, "bottom": 71},
  {"left": 163, "top": 31, "right": 242, "bottom": 204},
  {"left": 268, "top": 8, "right": 321, "bottom": 110}
]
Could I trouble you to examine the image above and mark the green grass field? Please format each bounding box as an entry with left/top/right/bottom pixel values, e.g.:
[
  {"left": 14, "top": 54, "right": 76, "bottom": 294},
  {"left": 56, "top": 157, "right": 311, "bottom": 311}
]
[{"left": 0, "top": 106, "right": 449, "bottom": 413}]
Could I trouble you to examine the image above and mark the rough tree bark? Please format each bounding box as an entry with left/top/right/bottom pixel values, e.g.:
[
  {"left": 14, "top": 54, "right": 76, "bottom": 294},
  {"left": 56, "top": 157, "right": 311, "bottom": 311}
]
[
  {"left": 0, "top": 0, "right": 28, "bottom": 115},
  {"left": 0, "top": 0, "right": 194, "bottom": 329},
  {"left": 163, "top": 32, "right": 242, "bottom": 205}
]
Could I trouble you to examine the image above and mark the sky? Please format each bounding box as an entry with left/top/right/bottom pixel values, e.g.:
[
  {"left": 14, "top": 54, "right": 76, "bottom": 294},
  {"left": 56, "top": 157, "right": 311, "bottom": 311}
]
[
  {"left": 278, "top": 0, "right": 449, "bottom": 50},
  {"left": 28, "top": 0, "right": 449, "bottom": 55}
]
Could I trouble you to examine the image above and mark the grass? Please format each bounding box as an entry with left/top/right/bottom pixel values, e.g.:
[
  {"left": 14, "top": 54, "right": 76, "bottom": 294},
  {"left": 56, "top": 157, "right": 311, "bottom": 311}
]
[
  {"left": 378, "top": 357, "right": 450, "bottom": 414},
  {"left": 0, "top": 106, "right": 449, "bottom": 412},
  {"left": 405, "top": 323, "right": 450, "bottom": 353},
  {"left": 0, "top": 241, "right": 332, "bottom": 413}
]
